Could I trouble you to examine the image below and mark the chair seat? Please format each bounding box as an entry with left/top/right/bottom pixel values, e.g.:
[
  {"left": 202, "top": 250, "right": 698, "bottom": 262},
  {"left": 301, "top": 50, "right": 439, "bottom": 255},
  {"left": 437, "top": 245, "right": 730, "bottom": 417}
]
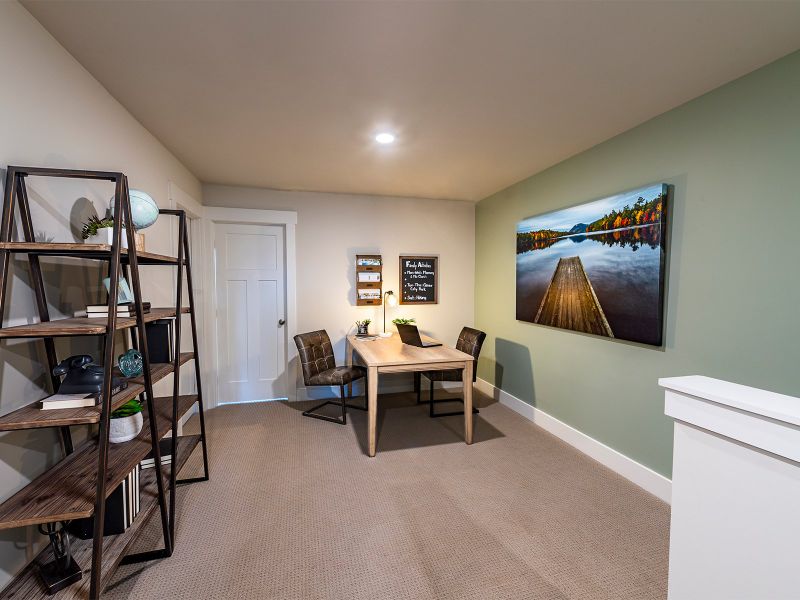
[
  {"left": 421, "top": 369, "right": 463, "bottom": 382},
  {"left": 308, "top": 365, "right": 366, "bottom": 386}
]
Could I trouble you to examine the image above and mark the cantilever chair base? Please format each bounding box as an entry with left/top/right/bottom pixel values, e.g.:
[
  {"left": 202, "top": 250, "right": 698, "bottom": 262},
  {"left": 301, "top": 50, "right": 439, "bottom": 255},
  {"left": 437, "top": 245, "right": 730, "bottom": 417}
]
[
  {"left": 302, "top": 383, "right": 367, "bottom": 425},
  {"left": 416, "top": 385, "right": 480, "bottom": 418}
]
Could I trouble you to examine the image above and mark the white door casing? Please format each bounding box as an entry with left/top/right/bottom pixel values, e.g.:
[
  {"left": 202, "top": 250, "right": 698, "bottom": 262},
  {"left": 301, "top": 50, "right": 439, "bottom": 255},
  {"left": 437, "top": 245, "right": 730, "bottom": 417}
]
[{"left": 214, "top": 223, "right": 286, "bottom": 403}]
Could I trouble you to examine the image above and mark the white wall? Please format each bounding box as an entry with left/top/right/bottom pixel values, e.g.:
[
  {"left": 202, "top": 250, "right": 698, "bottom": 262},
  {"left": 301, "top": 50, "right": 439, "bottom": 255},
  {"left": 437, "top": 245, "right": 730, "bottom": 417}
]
[
  {"left": 203, "top": 184, "right": 475, "bottom": 398},
  {"left": 0, "top": 1, "right": 200, "bottom": 586}
]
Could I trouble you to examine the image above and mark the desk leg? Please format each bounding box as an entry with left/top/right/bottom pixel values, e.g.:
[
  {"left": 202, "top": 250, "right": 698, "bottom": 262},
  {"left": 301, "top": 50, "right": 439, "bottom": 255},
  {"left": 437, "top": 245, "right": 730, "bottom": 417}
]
[
  {"left": 367, "top": 366, "right": 378, "bottom": 457},
  {"left": 346, "top": 339, "right": 354, "bottom": 398},
  {"left": 463, "top": 360, "right": 474, "bottom": 444}
]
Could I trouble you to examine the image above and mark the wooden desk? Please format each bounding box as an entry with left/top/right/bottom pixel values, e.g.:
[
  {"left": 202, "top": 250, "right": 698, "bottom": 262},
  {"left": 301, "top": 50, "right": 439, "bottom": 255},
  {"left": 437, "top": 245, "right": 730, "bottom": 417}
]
[{"left": 346, "top": 333, "right": 475, "bottom": 457}]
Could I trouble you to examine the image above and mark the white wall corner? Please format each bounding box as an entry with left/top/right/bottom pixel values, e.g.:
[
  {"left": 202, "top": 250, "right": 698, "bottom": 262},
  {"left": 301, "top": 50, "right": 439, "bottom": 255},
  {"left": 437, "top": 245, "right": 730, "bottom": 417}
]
[{"left": 475, "top": 378, "right": 672, "bottom": 504}]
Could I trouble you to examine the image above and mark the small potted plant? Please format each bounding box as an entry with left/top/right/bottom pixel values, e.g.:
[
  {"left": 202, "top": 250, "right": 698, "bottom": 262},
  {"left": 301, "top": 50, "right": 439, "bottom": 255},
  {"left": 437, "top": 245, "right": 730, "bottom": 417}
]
[
  {"left": 355, "top": 319, "right": 371, "bottom": 335},
  {"left": 81, "top": 215, "right": 127, "bottom": 248},
  {"left": 392, "top": 317, "right": 416, "bottom": 328},
  {"left": 109, "top": 399, "right": 143, "bottom": 443}
]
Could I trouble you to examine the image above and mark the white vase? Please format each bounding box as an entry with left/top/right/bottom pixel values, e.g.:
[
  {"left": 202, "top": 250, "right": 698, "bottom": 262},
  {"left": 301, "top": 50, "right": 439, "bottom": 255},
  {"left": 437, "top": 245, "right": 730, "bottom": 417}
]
[
  {"left": 86, "top": 227, "right": 128, "bottom": 248},
  {"left": 109, "top": 412, "right": 143, "bottom": 444}
]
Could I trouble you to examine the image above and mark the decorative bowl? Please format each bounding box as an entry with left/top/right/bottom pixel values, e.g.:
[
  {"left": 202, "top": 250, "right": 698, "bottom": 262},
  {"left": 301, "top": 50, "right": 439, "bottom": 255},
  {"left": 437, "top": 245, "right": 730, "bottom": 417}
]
[{"left": 118, "top": 349, "right": 143, "bottom": 377}]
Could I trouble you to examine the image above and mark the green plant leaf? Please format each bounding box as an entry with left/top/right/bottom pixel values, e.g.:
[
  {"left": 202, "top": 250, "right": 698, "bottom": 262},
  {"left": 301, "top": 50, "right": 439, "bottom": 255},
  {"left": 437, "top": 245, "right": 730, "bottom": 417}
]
[{"left": 111, "top": 399, "right": 142, "bottom": 418}]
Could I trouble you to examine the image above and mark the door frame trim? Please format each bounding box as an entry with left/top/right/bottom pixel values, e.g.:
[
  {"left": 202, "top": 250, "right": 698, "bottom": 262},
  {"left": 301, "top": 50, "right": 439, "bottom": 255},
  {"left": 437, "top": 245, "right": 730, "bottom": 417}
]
[{"left": 203, "top": 207, "right": 298, "bottom": 407}]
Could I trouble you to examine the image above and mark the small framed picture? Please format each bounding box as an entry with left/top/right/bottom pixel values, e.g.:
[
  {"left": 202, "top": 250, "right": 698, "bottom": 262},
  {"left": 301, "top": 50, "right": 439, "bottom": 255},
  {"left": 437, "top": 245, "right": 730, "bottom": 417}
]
[{"left": 103, "top": 277, "right": 135, "bottom": 304}]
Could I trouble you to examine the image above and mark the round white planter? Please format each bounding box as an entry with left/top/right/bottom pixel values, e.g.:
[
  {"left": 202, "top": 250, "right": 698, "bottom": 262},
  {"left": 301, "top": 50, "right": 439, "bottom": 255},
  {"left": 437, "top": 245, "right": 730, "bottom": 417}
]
[
  {"left": 86, "top": 227, "right": 128, "bottom": 248},
  {"left": 109, "top": 412, "right": 143, "bottom": 444}
]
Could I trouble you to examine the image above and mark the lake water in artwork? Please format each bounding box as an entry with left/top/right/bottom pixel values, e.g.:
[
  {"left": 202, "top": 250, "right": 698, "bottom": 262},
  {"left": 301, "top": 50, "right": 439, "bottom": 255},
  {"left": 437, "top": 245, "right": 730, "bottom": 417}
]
[{"left": 516, "top": 184, "right": 668, "bottom": 346}]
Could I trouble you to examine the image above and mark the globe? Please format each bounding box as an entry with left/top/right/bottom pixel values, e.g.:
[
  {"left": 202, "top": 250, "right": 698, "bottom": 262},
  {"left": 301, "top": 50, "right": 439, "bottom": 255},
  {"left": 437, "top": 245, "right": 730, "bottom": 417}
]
[{"left": 109, "top": 189, "right": 159, "bottom": 230}]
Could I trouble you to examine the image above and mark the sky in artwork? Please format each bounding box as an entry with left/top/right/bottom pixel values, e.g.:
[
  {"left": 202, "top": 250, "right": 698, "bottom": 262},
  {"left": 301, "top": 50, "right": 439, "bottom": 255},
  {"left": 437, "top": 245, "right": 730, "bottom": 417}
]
[{"left": 517, "top": 184, "right": 664, "bottom": 233}]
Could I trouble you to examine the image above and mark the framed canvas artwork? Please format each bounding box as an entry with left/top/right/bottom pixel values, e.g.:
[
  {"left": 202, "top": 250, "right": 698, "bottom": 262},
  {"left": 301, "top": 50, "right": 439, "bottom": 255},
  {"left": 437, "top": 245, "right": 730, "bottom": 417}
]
[{"left": 516, "top": 183, "right": 670, "bottom": 346}]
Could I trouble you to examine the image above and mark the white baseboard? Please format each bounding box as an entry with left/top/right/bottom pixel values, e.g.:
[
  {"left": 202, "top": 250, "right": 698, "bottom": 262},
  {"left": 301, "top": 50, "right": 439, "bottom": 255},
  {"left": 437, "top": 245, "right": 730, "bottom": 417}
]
[{"left": 475, "top": 378, "right": 671, "bottom": 504}]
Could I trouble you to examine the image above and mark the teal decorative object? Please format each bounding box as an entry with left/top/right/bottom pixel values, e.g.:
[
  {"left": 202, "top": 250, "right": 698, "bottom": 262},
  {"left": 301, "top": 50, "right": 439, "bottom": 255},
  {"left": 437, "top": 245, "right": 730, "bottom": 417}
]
[
  {"left": 117, "top": 349, "right": 143, "bottom": 377},
  {"left": 109, "top": 189, "right": 159, "bottom": 230}
]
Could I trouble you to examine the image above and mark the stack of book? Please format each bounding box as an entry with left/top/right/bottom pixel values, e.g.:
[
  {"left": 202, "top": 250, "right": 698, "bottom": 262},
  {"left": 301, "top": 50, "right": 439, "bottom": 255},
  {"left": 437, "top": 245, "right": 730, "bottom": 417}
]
[
  {"left": 40, "top": 379, "right": 127, "bottom": 410},
  {"left": 140, "top": 438, "right": 173, "bottom": 470},
  {"left": 86, "top": 301, "right": 151, "bottom": 317},
  {"left": 68, "top": 467, "right": 140, "bottom": 538}
]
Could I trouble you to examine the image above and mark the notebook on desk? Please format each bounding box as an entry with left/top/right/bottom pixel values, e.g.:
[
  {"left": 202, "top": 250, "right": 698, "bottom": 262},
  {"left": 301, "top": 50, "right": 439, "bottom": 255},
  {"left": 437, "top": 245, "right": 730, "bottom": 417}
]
[{"left": 396, "top": 324, "right": 442, "bottom": 348}]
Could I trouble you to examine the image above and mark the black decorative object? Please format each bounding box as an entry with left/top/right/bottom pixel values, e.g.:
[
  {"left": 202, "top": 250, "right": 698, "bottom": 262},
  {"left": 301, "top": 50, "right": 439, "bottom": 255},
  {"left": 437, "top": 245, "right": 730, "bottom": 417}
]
[
  {"left": 37, "top": 523, "right": 82, "bottom": 594},
  {"left": 53, "top": 355, "right": 126, "bottom": 395},
  {"left": 145, "top": 319, "right": 174, "bottom": 363},
  {"left": 68, "top": 469, "right": 139, "bottom": 539}
]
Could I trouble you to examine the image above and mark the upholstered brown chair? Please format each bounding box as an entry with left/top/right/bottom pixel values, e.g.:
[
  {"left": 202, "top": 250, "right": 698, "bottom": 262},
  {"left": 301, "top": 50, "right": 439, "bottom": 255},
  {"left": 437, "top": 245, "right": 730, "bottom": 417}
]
[
  {"left": 416, "top": 326, "right": 486, "bottom": 418},
  {"left": 294, "top": 330, "right": 367, "bottom": 424}
]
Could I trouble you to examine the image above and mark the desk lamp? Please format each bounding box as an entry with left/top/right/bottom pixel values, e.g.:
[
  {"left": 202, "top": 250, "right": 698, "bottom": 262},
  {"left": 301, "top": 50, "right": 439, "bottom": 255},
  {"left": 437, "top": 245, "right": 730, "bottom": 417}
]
[{"left": 381, "top": 290, "right": 397, "bottom": 337}]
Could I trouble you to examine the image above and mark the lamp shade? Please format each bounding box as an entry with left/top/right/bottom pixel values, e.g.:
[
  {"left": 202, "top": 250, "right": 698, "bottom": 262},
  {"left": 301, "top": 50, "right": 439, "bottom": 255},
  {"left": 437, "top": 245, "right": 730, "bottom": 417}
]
[{"left": 386, "top": 292, "right": 398, "bottom": 307}]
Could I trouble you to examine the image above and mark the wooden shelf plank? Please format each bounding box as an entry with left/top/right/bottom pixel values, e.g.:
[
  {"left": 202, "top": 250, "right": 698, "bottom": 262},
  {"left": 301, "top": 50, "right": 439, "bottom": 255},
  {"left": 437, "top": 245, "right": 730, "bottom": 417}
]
[
  {"left": 0, "top": 353, "right": 195, "bottom": 431},
  {"left": 0, "top": 307, "right": 189, "bottom": 339},
  {"left": 0, "top": 392, "right": 199, "bottom": 531},
  {"left": 0, "top": 242, "right": 181, "bottom": 265},
  {"left": 0, "top": 435, "right": 201, "bottom": 600}
]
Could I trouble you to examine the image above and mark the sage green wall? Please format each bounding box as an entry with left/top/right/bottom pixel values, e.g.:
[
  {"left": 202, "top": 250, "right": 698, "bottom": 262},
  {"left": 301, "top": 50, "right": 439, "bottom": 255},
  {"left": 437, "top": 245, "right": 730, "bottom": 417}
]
[{"left": 475, "top": 50, "right": 800, "bottom": 478}]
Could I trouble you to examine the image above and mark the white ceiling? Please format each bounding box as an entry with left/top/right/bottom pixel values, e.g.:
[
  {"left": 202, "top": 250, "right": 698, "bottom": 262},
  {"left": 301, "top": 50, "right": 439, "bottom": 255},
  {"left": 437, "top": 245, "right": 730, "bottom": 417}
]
[{"left": 23, "top": 1, "right": 800, "bottom": 201}]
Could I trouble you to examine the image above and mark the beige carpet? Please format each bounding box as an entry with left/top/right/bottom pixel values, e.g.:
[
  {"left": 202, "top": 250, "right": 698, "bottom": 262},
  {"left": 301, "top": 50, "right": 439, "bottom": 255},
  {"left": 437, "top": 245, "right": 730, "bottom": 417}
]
[{"left": 105, "top": 390, "right": 669, "bottom": 600}]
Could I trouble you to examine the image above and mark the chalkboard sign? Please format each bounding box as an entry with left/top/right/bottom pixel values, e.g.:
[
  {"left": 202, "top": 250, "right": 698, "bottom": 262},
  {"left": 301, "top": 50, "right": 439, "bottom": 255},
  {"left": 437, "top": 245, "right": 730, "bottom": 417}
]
[{"left": 399, "top": 256, "right": 438, "bottom": 304}]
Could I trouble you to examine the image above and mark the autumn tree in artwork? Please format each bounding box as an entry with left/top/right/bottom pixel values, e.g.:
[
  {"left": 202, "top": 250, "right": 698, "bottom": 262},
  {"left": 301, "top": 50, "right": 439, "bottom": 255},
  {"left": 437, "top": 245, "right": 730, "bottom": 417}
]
[
  {"left": 516, "top": 192, "right": 665, "bottom": 254},
  {"left": 586, "top": 194, "right": 663, "bottom": 233}
]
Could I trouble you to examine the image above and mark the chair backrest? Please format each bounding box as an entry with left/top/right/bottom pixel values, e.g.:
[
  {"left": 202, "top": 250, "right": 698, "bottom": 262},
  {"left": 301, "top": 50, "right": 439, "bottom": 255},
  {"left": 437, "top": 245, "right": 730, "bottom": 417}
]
[
  {"left": 293, "top": 330, "right": 336, "bottom": 386},
  {"left": 455, "top": 327, "right": 486, "bottom": 382}
]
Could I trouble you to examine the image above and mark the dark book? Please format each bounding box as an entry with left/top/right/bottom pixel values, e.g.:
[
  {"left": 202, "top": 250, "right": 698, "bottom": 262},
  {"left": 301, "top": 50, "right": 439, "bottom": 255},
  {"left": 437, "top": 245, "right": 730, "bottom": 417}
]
[
  {"left": 145, "top": 319, "right": 174, "bottom": 363},
  {"left": 67, "top": 468, "right": 138, "bottom": 539},
  {"left": 140, "top": 438, "right": 174, "bottom": 469}
]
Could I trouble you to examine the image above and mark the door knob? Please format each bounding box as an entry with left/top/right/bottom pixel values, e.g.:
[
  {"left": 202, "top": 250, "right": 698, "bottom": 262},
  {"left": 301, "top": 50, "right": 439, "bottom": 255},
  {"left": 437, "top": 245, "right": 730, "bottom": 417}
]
[{"left": 278, "top": 319, "right": 286, "bottom": 326}]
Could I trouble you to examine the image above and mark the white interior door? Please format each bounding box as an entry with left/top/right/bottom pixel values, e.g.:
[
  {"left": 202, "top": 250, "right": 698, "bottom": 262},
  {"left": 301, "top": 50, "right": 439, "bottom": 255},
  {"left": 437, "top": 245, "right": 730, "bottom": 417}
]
[{"left": 214, "top": 223, "right": 286, "bottom": 403}]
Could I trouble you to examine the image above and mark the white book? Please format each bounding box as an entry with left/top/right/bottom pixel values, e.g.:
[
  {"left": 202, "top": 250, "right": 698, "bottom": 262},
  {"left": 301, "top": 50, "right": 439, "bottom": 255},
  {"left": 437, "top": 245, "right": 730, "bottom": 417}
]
[
  {"left": 40, "top": 393, "right": 96, "bottom": 410},
  {"left": 140, "top": 457, "right": 172, "bottom": 469},
  {"left": 135, "top": 467, "right": 140, "bottom": 515},
  {"left": 121, "top": 478, "right": 128, "bottom": 529}
]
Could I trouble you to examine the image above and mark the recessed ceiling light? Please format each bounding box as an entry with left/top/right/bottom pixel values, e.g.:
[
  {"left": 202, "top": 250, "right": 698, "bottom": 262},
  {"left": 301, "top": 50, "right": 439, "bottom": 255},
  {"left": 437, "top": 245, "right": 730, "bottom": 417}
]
[{"left": 375, "top": 132, "right": 395, "bottom": 144}]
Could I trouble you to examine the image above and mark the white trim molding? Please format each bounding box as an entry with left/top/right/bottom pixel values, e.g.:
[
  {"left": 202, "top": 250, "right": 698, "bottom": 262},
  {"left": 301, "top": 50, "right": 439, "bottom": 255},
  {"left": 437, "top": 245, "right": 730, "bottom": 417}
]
[{"left": 475, "top": 378, "right": 672, "bottom": 504}]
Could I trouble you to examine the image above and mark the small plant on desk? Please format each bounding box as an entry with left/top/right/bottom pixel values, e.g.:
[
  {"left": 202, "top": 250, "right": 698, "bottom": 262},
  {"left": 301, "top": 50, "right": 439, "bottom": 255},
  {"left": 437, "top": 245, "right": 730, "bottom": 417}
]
[
  {"left": 391, "top": 317, "right": 416, "bottom": 326},
  {"left": 355, "top": 319, "right": 371, "bottom": 335}
]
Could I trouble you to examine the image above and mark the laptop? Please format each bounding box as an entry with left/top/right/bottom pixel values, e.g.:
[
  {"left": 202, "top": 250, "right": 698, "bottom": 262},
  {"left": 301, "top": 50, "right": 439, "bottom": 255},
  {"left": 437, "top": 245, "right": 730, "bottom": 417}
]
[{"left": 396, "top": 324, "right": 442, "bottom": 348}]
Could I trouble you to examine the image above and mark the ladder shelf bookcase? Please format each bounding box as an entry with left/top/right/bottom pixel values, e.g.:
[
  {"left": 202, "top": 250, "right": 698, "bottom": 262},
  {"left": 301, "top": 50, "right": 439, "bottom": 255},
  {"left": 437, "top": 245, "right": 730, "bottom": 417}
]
[{"left": 0, "top": 166, "right": 210, "bottom": 599}]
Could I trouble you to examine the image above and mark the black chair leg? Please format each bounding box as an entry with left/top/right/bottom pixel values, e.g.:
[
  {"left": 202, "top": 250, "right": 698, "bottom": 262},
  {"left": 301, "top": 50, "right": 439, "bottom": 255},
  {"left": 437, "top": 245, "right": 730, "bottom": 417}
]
[
  {"left": 303, "top": 399, "right": 347, "bottom": 424},
  {"left": 340, "top": 384, "right": 347, "bottom": 425},
  {"left": 421, "top": 374, "right": 480, "bottom": 418},
  {"left": 348, "top": 375, "right": 368, "bottom": 411},
  {"left": 301, "top": 377, "right": 368, "bottom": 425}
]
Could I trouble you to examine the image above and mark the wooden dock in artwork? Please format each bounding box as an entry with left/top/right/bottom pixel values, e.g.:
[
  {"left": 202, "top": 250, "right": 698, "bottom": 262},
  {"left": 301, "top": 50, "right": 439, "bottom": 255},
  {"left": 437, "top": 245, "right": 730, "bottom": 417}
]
[{"left": 534, "top": 256, "right": 614, "bottom": 337}]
